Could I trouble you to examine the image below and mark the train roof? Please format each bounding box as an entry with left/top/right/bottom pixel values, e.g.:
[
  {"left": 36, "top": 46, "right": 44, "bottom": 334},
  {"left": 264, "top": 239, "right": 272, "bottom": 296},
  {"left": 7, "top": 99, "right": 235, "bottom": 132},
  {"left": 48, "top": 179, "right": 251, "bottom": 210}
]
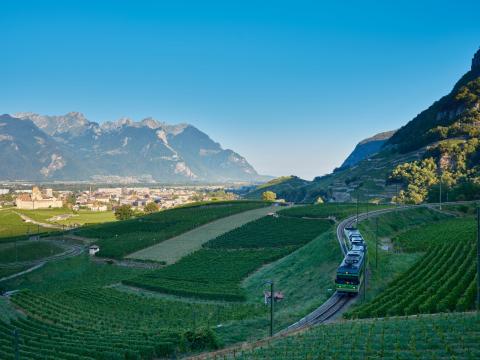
[{"left": 337, "top": 250, "right": 364, "bottom": 274}]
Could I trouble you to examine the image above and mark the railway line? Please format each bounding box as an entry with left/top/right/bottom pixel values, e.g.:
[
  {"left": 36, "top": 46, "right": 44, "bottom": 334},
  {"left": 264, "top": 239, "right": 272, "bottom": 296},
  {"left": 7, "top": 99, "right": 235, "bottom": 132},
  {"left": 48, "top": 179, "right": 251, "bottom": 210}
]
[{"left": 287, "top": 205, "right": 414, "bottom": 331}]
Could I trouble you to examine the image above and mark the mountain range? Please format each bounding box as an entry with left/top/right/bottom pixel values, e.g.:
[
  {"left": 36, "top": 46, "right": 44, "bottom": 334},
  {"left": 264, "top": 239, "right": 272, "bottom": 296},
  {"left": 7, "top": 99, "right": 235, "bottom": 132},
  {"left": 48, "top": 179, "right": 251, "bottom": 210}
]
[
  {"left": 248, "top": 48, "right": 480, "bottom": 203},
  {"left": 0, "top": 112, "right": 268, "bottom": 183}
]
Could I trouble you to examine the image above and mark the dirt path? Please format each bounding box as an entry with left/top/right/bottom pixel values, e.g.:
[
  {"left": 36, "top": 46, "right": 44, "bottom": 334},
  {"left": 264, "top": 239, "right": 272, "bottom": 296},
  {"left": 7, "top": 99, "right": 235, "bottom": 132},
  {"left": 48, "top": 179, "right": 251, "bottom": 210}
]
[
  {"left": 13, "top": 211, "right": 66, "bottom": 230},
  {"left": 127, "top": 205, "right": 280, "bottom": 264}
]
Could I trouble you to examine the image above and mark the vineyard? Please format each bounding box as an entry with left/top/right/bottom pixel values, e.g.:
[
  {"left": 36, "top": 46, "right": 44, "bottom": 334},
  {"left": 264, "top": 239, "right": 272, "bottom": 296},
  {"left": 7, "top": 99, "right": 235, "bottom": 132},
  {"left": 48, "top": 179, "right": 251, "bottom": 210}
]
[
  {"left": 76, "top": 201, "right": 267, "bottom": 259},
  {"left": 393, "top": 217, "right": 475, "bottom": 252},
  {"left": 213, "top": 313, "right": 480, "bottom": 359},
  {"left": 124, "top": 248, "right": 290, "bottom": 301},
  {"left": 0, "top": 241, "right": 64, "bottom": 263},
  {"left": 205, "top": 216, "right": 332, "bottom": 249},
  {"left": 1, "top": 292, "right": 265, "bottom": 358},
  {"left": 0, "top": 286, "right": 264, "bottom": 359},
  {"left": 278, "top": 203, "right": 392, "bottom": 220},
  {"left": 1, "top": 255, "right": 147, "bottom": 293},
  {"left": 348, "top": 217, "right": 477, "bottom": 318},
  {"left": 125, "top": 216, "right": 332, "bottom": 301}
]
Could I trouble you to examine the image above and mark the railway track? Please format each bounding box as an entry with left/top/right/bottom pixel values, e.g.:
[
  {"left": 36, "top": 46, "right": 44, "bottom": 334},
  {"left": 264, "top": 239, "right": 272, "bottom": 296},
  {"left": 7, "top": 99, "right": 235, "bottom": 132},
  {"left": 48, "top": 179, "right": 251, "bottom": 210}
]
[{"left": 288, "top": 205, "right": 412, "bottom": 331}]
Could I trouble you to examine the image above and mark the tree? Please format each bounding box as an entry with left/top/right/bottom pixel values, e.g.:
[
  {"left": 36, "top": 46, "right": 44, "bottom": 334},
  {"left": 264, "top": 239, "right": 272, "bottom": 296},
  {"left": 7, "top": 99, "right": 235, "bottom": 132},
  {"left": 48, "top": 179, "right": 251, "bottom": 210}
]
[
  {"left": 114, "top": 204, "right": 134, "bottom": 220},
  {"left": 144, "top": 202, "right": 159, "bottom": 214},
  {"left": 262, "top": 191, "right": 277, "bottom": 201}
]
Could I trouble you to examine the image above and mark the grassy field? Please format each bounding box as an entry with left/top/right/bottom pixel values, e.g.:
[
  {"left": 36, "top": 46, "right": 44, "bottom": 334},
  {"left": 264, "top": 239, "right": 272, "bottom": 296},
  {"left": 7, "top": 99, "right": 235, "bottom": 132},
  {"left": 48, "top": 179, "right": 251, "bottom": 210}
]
[
  {"left": 128, "top": 205, "right": 279, "bottom": 264},
  {"left": 0, "top": 210, "right": 52, "bottom": 244},
  {"left": 214, "top": 313, "right": 480, "bottom": 359},
  {"left": 348, "top": 216, "right": 477, "bottom": 318},
  {"left": 0, "top": 241, "right": 64, "bottom": 264},
  {"left": 238, "top": 229, "right": 342, "bottom": 337},
  {"left": 125, "top": 216, "right": 332, "bottom": 301},
  {"left": 279, "top": 203, "right": 392, "bottom": 220},
  {"left": 16, "top": 208, "right": 116, "bottom": 226},
  {"left": 76, "top": 201, "right": 268, "bottom": 259}
]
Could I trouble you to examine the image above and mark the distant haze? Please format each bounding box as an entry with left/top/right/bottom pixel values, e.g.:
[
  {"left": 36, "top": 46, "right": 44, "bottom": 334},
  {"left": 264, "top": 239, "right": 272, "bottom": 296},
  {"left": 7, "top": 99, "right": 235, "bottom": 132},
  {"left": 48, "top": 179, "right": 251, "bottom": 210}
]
[{"left": 2, "top": 1, "right": 480, "bottom": 179}]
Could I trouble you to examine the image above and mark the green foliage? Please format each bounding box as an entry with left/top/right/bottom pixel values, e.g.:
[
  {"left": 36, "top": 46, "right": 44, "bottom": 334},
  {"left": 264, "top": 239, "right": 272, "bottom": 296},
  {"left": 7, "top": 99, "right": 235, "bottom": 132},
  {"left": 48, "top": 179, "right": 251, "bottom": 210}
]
[
  {"left": 0, "top": 241, "right": 63, "bottom": 263},
  {"left": 0, "top": 255, "right": 146, "bottom": 292},
  {"left": 279, "top": 203, "right": 392, "bottom": 220},
  {"left": 394, "top": 217, "right": 475, "bottom": 252},
  {"left": 1, "top": 287, "right": 260, "bottom": 359},
  {"left": 390, "top": 158, "right": 438, "bottom": 204},
  {"left": 216, "top": 313, "right": 480, "bottom": 359},
  {"left": 182, "top": 327, "right": 220, "bottom": 351},
  {"left": 205, "top": 216, "right": 332, "bottom": 249},
  {"left": 348, "top": 217, "right": 477, "bottom": 319},
  {"left": 124, "top": 248, "right": 290, "bottom": 301},
  {"left": 77, "top": 201, "right": 267, "bottom": 259},
  {"left": 143, "top": 202, "right": 159, "bottom": 214},
  {"left": 127, "top": 215, "right": 331, "bottom": 301},
  {"left": 114, "top": 204, "right": 134, "bottom": 220},
  {"left": 389, "top": 75, "right": 480, "bottom": 152},
  {"left": 261, "top": 191, "right": 277, "bottom": 201},
  {"left": 0, "top": 210, "right": 53, "bottom": 244}
]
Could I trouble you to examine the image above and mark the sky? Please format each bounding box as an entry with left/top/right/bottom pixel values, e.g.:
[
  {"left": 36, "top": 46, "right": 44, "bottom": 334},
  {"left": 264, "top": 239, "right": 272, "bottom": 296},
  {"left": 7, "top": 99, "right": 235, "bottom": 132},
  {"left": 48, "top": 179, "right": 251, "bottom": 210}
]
[{"left": 1, "top": 1, "right": 480, "bottom": 180}]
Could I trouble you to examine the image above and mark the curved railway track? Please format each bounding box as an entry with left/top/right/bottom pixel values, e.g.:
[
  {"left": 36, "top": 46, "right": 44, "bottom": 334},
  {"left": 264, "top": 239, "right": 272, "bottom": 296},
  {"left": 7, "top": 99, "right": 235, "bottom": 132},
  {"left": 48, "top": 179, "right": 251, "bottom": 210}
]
[{"left": 287, "top": 205, "right": 412, "bottom": 331}]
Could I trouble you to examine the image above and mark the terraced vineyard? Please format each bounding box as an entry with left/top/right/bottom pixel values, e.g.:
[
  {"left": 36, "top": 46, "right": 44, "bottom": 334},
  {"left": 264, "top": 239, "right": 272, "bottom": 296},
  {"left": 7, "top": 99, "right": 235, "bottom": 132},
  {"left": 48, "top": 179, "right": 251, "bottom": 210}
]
[
  {"left": 76, "top": 201, "right": 268, "bottom": 259},
  {"left": 1, "top": 286, "right": 264, "bottom": 359},
  {"left": 126, "top": 217, "right": 332, "bottom": 301},
  {"left": 205, "top": 216, "right": 332, "bottom": 249},
  {"left": 279, "top": 203, "right": 392, "bottom": 220},
  {"left": 348, "top": 217, "right": 477, "bottom": 318},
  {"left": 214, "top": 313, "right": 480, "bottom": 359}
]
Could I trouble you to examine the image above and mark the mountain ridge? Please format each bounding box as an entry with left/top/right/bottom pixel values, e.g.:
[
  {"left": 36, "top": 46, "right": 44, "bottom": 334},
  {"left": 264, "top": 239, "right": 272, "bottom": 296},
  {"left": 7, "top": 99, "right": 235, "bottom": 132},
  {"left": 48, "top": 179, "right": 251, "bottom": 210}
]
[
  {"left": 1, "top": 112, "right": 268, "bottom": 183},
  {"left": 247, "top": 48, "right": 480, "bottom": 203}
]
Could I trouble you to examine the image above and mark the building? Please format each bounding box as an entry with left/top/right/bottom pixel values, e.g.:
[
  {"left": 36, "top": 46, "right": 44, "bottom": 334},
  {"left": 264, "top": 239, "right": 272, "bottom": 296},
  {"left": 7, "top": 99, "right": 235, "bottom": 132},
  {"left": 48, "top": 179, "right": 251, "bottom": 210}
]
[
  {"left": 15, "top": 186, "right": 63, "bottom": 210},
  {"left": 86, "top": 203, "right": 108, "bottom": 212},
  {"left": 89, "top": 245, "right": 100, "bottom": 256}
]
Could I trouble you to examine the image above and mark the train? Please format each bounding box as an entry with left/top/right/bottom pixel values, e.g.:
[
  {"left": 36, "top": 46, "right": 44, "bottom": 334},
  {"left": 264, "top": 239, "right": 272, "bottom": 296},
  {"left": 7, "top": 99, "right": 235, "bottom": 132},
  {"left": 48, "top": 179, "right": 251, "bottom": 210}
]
[{"left": 334, "top": 227, "right": 366, "bottom": 294}]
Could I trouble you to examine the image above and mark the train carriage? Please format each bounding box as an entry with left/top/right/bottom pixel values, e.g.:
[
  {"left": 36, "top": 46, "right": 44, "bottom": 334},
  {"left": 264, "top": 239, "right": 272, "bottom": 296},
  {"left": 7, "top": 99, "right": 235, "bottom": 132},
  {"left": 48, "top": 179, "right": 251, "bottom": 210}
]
[{"left": 335, "top": 250, "right": 365, "bottom": 294}]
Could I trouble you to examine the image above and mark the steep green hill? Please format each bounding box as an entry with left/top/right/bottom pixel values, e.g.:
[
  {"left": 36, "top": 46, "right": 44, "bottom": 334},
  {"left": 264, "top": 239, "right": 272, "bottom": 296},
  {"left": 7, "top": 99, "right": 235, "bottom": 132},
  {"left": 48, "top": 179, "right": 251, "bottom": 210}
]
[
  {"left": 244, "top": 176, "right": 313, "bottom": 202},
  {"left": 255, "top": 48, "right": 480, "bottom": 204}
]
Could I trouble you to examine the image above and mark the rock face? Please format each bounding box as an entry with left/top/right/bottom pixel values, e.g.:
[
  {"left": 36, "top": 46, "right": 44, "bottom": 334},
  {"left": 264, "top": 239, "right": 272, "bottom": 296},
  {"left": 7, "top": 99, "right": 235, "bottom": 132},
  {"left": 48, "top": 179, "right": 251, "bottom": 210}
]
[
  {"left": 340, "top": 130, "right": 396, "bottom": 169},
  {"left": 0, "top": 113, "right": 266, "bottom": 183},
  {"left": 472, "top": 48, "right": 480, "bottom": 71}
]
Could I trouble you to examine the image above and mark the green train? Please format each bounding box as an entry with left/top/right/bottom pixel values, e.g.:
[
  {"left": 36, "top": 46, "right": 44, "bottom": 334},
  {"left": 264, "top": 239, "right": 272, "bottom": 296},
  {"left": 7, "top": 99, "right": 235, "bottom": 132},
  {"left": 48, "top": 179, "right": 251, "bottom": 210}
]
[{"left": 335, "top": 227, "right": 366, "bottom": 294}]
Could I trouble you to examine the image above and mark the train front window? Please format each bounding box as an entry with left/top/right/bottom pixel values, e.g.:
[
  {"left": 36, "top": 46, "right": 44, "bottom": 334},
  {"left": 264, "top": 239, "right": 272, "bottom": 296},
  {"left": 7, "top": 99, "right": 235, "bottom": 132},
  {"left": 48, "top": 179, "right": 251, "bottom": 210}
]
[{"left": 335, "top": 275, "right": 359, "bottom": 285}]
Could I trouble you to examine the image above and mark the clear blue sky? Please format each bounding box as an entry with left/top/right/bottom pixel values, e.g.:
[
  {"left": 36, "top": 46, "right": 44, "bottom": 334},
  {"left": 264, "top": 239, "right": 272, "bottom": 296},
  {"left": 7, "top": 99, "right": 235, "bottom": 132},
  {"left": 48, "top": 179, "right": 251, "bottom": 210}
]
[{"left": 2, "top": 1, "right": 479, "bottom": 179}]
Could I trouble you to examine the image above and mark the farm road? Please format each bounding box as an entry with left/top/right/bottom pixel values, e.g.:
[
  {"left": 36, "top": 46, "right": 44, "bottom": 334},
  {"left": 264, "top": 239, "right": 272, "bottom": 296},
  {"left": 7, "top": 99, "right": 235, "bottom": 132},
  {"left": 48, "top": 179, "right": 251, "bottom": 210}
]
[{"left": 126, "top": 205, "right": 281, "bottom": 264}]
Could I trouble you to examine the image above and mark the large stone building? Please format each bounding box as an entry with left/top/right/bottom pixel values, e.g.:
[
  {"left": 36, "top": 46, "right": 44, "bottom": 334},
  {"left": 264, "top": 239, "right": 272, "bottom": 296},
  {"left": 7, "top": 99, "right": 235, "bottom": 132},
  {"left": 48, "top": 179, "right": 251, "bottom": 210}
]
[{"left": 15, "top": 186, "right": 63, "bottom": 210}]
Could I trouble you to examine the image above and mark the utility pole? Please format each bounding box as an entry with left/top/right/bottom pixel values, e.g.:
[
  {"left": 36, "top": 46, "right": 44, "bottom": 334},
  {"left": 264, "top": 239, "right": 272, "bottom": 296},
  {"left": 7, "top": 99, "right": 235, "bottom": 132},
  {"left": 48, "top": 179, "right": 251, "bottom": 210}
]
[
  {"left": 477, "top": 205, "right": 479, "bottom": 312},
  {"left": 375, "top": 217, "right": 379, "bottom": 269},
  {"left": 439, "top": 176, "right": 442, "bottom": 210},
  {"left": 265, "top": 280, "right": 274, "bottom": 336},
  {"left": 363, "top": 251, "right": 367, "bottom": 301},
  {"left": 13, "top": 329, "right": 19, "bottom": 360},
  {"left": 356, "top": 192, "right": 359, "bottom": 227},
  {"left": 395, "top": 183, "right": 399, "bottom": 207}
]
